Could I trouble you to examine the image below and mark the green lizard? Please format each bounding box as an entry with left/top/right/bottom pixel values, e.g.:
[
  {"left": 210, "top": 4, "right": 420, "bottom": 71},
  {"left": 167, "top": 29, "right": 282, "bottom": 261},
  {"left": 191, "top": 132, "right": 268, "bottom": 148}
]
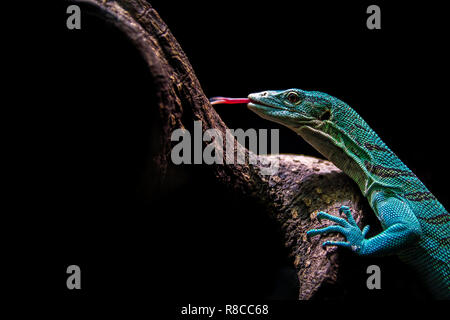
[{"left": 242, "top": 89, "right": 449, "bottom": 299}]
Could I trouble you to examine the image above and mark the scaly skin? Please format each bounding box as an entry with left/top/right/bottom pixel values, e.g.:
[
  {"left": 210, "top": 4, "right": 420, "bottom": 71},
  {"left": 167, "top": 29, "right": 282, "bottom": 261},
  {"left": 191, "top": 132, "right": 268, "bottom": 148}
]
[{"left": 247, "top": 89, "right": 450, "bottom": 299}]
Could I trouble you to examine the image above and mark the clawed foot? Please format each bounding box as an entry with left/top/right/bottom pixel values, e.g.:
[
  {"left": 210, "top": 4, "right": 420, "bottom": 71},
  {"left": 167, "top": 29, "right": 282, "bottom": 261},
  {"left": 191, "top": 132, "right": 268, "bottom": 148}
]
[{"left": 307, "top": 206, "right": 369, "bottom": 253}]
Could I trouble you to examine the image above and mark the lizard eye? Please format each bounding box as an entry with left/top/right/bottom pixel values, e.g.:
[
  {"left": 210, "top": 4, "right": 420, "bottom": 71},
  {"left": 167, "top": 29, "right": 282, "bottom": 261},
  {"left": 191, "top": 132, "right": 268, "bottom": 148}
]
[{"left": 287, "top": 92, "right": 301, "bottom": 104}]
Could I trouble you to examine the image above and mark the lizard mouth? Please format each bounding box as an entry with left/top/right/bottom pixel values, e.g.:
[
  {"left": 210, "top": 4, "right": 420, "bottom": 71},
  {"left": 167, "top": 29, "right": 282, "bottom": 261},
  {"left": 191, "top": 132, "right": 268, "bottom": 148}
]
[
  {"left": 248, "top": 97, "right": 316, "bottom": 126},
  {"left": 248, "top": 98, "right": 289, "bottom": 111}
]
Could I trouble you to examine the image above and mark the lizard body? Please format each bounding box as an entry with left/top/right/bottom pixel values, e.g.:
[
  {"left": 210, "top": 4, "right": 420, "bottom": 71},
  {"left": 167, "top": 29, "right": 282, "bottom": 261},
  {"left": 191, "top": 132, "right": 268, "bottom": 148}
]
[{"left": 246, "top": 89, "right": 449, "bottom": 299}]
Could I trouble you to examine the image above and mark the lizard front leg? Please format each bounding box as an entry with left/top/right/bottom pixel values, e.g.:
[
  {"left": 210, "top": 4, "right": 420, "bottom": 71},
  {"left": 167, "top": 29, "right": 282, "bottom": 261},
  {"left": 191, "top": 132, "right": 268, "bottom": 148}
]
[{"left": 307, "top": 193, "right": 423, "bottom": 256}]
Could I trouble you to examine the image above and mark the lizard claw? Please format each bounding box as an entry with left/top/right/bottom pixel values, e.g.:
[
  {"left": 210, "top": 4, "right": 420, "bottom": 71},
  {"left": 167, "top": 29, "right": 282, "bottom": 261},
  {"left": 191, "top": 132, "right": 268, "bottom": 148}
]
[{"left": 307, "top": 206, "right": 368, "bottom": 254}]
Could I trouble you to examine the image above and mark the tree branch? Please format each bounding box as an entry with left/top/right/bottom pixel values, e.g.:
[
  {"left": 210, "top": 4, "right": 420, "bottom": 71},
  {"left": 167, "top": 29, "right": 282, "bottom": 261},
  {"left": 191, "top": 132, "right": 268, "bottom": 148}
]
[{"left": 74, "top": 0, "right": 372, "bottom": 299}]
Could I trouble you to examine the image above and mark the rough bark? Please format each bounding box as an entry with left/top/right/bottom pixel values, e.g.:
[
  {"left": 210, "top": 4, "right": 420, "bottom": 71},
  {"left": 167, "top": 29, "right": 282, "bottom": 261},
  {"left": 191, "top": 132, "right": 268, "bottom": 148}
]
[{"left": 74, "top": 0, "right": 371, "bottom": 299}]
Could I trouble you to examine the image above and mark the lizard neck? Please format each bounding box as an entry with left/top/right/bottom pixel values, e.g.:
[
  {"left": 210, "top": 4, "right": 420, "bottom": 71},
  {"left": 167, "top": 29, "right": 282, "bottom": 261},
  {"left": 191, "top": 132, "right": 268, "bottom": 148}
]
[{"left": 296, "top": 123, "right": 373, "bottom": 195}]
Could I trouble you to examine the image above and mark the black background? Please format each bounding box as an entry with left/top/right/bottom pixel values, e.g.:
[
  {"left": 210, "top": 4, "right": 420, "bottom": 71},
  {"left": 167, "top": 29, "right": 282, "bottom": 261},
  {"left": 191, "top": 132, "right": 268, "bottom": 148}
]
[{"left": 11, "top": 0, "right": 449, "bottom": 315}]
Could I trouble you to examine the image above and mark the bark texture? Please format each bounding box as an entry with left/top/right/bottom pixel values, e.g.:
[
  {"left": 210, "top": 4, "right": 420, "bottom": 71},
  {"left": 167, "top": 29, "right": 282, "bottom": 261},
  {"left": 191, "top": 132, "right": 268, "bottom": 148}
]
[{"left": 75, "top": 0, "right": 372, "bottom": 299}]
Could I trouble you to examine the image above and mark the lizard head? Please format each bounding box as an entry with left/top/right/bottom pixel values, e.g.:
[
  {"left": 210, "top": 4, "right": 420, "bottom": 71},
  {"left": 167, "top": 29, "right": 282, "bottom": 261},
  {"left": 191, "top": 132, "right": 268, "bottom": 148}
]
[{"left": 248, "top": 89, "right": 335, "bottom": 131}]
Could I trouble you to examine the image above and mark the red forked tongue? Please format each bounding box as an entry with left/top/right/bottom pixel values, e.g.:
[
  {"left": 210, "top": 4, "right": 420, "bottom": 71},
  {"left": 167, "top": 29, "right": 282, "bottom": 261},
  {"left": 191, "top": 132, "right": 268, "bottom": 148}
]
[{"left": 209, "top": 97, "right": 250, "bottom": 105}]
